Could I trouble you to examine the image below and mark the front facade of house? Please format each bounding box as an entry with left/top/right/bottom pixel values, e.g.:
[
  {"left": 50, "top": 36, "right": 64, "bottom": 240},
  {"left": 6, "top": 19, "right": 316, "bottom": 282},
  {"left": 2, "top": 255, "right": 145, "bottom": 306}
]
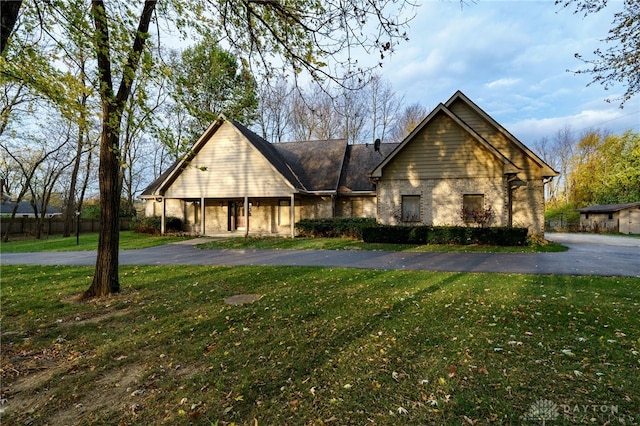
[
  {"left": 141, "top": 91, "right": 558, "bottom": 236},
  {"left": 578, "top": 202, "right": 640, "bottom": 234}
]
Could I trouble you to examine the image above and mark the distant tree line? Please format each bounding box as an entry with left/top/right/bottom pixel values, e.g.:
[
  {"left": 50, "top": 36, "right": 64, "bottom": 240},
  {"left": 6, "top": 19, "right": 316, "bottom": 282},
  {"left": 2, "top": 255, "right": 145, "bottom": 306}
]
[{"left": 533, "top": 127, "right": 640, "bottom": 210}]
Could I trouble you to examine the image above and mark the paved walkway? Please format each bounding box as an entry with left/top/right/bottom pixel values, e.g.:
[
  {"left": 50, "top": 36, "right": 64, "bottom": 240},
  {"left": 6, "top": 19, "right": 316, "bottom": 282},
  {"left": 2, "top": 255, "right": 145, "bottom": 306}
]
[{"left": 1, "top": 233, "right": 639, "bottom": 277}]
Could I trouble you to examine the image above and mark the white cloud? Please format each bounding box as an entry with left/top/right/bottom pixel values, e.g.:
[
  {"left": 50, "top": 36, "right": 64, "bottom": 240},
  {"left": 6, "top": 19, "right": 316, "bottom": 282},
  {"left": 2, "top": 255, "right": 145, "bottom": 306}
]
[
  {"left": 376, "top": 0, "right": 639, "bottom": 142},
  {"left": 509, "top": 108, "right": 639, "bottom": 143},
  {"left": 485, "top": 78, "right": 520, "bottom": 89}
]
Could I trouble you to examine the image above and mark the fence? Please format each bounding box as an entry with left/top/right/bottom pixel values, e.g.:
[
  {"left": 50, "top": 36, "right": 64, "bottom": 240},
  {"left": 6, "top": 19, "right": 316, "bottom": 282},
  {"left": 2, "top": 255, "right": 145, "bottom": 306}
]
[
  {"left": 0, "top": 217, "right": 132, "bottom": 237},
  {"left": 545, "top": 218, "right": 580, "bottom": 232}
]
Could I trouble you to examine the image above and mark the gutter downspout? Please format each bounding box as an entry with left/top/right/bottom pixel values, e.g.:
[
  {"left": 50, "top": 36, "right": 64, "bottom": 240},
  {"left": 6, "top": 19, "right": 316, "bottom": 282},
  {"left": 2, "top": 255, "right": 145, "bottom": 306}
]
[{"left": 290, "top": 193, "right": 295, "bottom": 238}]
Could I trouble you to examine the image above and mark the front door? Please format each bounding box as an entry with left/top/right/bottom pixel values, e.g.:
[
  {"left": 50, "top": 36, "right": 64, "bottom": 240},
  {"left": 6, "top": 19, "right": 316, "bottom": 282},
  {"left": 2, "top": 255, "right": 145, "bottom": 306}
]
[
  {"left": 228, "top": 201, "right": 246, "bottom": 230},
  {"left": 235, "top": 201, "right": 246, "bottom": 229}
]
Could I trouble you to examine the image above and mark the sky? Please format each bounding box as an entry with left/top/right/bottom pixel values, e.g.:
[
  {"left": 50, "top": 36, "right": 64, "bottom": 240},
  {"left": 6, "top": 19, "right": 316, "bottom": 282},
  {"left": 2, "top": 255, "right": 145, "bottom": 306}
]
[{"left": 374, "top": 0, "right": 640, "bottom": 144}]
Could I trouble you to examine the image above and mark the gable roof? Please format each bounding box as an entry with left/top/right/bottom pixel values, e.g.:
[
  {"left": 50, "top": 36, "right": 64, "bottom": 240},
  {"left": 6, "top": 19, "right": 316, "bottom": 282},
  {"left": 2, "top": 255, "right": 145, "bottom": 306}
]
[
  {"left": 370, "top": 102, "right": 522, "bottom": 178},
  {"left": 578, "top": 202, "right": 640, "bottom": 213},
  {"left": 445, "top": 90, "right": 558, "bottom": 177},
  {"left": 141, "top": 116, "right": 307, "bottom": 197}
]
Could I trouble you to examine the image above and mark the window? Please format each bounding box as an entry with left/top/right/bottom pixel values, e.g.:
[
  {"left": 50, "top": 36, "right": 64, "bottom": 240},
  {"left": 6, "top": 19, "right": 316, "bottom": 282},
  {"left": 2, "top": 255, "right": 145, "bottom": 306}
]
[
  {"left": 278, "top": 200, "right": 290, "bottom": 226},
  {"left": 608, "top": 213, "right": 613, "bottom": 220},
  {"left": 462, "top": 194, "right": 484, "bottom": 223},
  {"left": 401, "top": 195, "right": 421, "bottom": 222},
  {"left": 351, "top": 199, "right": 363, "bottom": 217}
]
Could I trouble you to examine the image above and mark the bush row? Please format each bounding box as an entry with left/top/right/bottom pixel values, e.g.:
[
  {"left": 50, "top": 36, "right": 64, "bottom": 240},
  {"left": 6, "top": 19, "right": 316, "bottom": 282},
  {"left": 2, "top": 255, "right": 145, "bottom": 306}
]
[
  {"left": 361, "top": 225, "right": 529, "bottom": 246},
  {"left": 131, "top": 216, "right": 183, "bottom": 234},
  {"left": 295, "top": 218, "right": 378, "bottom": 239}
]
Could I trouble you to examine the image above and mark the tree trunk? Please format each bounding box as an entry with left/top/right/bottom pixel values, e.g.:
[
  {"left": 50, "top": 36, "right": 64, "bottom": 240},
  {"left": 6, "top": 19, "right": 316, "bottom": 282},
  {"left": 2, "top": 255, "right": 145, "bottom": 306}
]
[
  {"left": 0, "top": 0, "right": 22, "bottom": 54},
  {"left": 81, "top": 0, "right": 156, "bottom": 300},
  {"left": 83, "top": 128, "right": 122, "bottom": 299}
]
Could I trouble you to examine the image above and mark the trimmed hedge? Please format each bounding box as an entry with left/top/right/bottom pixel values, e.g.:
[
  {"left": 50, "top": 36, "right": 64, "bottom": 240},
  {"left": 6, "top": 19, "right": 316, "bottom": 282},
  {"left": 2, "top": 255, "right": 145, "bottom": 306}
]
[
  {"left": 295, "top": 218, "right": 377, "bottom": 239},
  {"left": 361, "top": 225, "right": 528, "bottom": 246}
]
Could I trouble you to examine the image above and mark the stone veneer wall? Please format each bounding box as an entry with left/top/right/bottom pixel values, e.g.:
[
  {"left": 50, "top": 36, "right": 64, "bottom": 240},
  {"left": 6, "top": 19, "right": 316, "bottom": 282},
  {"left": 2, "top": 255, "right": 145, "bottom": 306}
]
[
  {"left": 511, "top": 179, "right": 545, "bottom": 235},
  {"left": 376, "top": 177, "right": 509, "bottom": 227}
]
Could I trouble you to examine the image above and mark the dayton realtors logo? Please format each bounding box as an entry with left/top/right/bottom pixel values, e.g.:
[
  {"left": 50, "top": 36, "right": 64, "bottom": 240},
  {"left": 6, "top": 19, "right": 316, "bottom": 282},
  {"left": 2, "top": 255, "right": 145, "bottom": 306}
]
[
  {"left": 523, "top": 399, "right": 559, "bottom": 425},
  {"left": 523, "top": 399, "right": 637, "bottom": 424}
]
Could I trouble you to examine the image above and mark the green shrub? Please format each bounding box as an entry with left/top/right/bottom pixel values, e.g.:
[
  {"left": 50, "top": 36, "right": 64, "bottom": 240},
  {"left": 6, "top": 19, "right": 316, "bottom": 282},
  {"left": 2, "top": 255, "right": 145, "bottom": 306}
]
[
  {"left": 295, "top": 218, "right": 377, "bottom": 239},
  {"left": 132, "top": 216, "right": 183, "bottom": 234},
  {"left": 362, "top": 225, "right": 528, "bottom": 246}
]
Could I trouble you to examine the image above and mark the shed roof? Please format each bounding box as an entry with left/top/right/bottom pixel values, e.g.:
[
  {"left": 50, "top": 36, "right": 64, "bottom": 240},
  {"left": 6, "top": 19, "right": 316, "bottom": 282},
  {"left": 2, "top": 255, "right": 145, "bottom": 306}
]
[{"left": 578, "top": 202, "right": 640, "bottom": 213}]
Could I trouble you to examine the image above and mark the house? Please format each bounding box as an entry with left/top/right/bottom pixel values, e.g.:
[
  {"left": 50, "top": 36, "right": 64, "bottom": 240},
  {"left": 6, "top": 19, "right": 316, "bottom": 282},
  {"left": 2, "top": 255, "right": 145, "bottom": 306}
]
[
  {"left": 0, "top": 200, "right": 62, "bottom": 218},
  {"left": 141, "top": 91, "right": 558, "bottom": 236},
  {"left": 578, "top": 202, "right": 640, "bottom": 234}
]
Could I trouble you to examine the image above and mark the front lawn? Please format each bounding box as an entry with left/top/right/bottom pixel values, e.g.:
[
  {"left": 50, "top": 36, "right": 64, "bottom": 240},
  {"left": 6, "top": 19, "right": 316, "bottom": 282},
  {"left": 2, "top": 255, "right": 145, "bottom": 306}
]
[
  {"left": 197, "top": 236, "right": 568, "bottom": 253},
  {"left": 1, "top": 265, "right": 638, "bottom": 425},
  {"left": 0, "top": 231, "right": 194, "bottom": 253}
]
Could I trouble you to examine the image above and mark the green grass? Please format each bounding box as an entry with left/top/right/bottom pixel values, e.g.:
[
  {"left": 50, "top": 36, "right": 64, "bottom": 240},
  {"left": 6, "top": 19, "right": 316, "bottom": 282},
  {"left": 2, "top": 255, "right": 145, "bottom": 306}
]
[
  {"left": 0, "top": 231, "right": 194, "bottom": 253},
  {"left": 197, "top": 236, "right": 568, "bottom": 253},
  {"left": 1, "top": 265, "right": 638, "bottom": 425}
]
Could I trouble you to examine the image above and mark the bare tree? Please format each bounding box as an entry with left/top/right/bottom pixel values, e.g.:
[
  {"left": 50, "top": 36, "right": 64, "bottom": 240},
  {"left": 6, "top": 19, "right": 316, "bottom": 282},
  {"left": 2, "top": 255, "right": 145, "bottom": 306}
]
[
  {"left": 368, "top": 75, "right": 402, "bottom": 143},
  {"left": 256, "top": 79, "right": 294, "bottom": 143},
  {"left": 0, "top": 130, "right": 72, "bottom": 241},
  {"left": 389, "top": 102, "right": 429, "bottom": 142}
]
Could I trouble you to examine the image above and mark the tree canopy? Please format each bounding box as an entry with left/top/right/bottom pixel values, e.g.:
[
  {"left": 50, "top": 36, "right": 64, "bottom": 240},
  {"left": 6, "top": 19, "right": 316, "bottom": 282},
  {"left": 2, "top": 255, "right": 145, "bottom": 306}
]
[
  {"left": 556, "top": 0, "right": 640, "bottom": 106},
  {"left": 569, "top": 130, "right": 640, "bottom": 206},
  {"left": 2, "top": 0, "right": 418, "bottom": 298}
]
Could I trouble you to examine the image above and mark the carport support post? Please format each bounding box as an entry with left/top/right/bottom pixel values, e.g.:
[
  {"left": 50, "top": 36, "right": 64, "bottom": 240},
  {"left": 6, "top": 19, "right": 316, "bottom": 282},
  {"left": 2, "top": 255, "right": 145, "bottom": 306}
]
[
  {"left": 161, "top": 197, "right": 166, "bottom": 235},
  {"left": 200, "top": 196, "right": 205, "bottom": 235},
  {"left": 244, "top": 196, "right": 249, "bottom": 238}
]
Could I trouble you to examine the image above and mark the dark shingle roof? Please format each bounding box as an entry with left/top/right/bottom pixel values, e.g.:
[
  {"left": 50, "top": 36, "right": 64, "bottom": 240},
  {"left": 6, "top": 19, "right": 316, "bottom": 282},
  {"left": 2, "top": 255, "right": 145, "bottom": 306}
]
[
  {"left": 0, "top": 201, "right": 61, "bottom": 215},
  {"left": 140, "top": 160, "right": 180, "bottom": 197},
  {"left": 578, "top": 202, "right": 640, "bottom": 213},
  {"left": 274, "top": 140, "right": 348, "bottom": 192},
  {"left": 339, "top": 143, "right": 399, "bottom": 192}
]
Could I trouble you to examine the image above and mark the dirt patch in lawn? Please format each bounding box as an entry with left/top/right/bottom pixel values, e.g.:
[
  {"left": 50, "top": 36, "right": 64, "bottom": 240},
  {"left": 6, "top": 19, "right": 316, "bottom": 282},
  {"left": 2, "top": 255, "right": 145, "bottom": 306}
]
[{"left": 224, "top": 293, "right": 263, "bottom": 305}]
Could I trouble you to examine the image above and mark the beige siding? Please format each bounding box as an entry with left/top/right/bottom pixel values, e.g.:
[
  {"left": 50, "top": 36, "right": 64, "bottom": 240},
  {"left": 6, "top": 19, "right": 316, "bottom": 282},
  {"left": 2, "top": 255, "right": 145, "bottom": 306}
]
[
  {"left": 383, "top": 113, "right": 505, "bottom": 181},
  {"left": 448, "top": 100, "right": 543, "bottom": 179},
  {"left": 165, "top": 122, "right": 294, "bottom": 199}
]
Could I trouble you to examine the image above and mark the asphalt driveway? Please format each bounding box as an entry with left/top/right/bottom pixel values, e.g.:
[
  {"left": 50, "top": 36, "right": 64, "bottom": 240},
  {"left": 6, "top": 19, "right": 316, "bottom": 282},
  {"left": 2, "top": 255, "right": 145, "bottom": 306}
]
[{"left": 1, "top": 233, "right": 639, "bottom": 277}]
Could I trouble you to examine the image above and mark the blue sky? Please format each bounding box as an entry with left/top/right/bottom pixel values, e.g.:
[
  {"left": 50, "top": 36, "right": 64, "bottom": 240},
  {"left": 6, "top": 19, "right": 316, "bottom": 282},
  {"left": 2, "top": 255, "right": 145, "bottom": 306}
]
[{"left": 377, "top": 0, "right": 640, "bottom": 144}]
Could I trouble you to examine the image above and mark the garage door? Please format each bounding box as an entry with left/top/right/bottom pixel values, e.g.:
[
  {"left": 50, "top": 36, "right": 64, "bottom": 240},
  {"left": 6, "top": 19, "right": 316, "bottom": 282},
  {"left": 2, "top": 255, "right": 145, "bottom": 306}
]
[{"left": 620, "top": 209, "right": 640, "bottom": 234}]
